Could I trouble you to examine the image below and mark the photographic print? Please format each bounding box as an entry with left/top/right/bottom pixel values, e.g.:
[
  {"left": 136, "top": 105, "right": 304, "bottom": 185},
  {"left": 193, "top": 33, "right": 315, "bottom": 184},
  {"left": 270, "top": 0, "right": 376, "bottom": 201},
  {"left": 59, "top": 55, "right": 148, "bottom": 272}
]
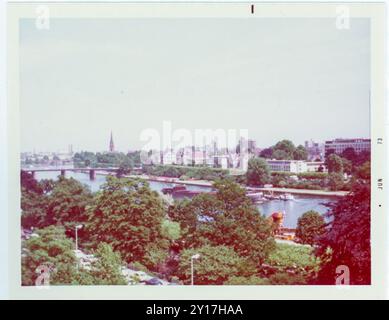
[{"left": 7, "top": 2, "right": 386, "bottom": 298}]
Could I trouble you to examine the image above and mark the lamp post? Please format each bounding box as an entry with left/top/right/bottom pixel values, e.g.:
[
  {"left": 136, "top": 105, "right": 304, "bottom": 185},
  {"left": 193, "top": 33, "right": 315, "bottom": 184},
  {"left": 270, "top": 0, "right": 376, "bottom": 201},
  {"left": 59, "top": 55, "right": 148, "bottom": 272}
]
[
  {"left": 75, "top": 224, "right": 83, "bottom": 251},
  {"left": 191, "top": 254, "right": 200, "bottom": 285}
]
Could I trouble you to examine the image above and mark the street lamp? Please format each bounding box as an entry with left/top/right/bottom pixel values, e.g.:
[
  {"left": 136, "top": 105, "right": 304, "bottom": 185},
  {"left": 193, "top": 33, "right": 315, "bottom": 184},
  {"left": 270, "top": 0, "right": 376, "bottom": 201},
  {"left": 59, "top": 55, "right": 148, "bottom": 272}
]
[
  {"left": 75, "top": 224, "right": 83, "bottom": 252},
  {"left": 191, "top": 253, "right": 200, "bottom": 285}
]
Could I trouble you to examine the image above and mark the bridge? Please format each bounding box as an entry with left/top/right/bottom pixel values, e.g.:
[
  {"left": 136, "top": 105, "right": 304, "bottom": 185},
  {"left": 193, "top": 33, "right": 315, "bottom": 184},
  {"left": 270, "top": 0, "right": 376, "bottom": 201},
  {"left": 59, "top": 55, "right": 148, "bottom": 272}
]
[{"left": 21, "top": 167, "right": 120, "bottom": 180}]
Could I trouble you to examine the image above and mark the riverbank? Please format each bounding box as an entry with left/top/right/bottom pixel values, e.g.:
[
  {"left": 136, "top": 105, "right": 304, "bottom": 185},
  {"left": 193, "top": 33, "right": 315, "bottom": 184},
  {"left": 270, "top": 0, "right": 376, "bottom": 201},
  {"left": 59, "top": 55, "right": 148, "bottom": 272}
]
[
  {"left": 33, "top": 170, "right": 334, "bottom": 228},
  {"left": 96, "top": 172, "right": 348, "bottom": 197}
]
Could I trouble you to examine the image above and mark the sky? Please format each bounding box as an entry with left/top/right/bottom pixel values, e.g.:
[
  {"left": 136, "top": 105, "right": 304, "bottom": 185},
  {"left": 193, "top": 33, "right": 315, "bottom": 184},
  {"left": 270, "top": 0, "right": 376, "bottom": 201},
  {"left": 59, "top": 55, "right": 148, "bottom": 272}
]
[{"left": 20, "top": 18, "right": 370, "bottom": 153}]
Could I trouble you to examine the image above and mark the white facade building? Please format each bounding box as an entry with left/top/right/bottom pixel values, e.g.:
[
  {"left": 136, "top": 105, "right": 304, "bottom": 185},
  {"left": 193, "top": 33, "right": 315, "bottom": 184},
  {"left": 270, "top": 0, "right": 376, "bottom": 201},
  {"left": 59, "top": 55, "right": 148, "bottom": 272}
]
[
  {"left": 306, "top": 161, "right": 326, "bottom": 172},
  {"left": 266, "top": 160, "right": 307, "bottom": 173},
  {"left": 324, "top": 138, "right": 370, "bottom": 156},
  {"left": 266, "top": 159, "right": 326, "bottom": 173}
]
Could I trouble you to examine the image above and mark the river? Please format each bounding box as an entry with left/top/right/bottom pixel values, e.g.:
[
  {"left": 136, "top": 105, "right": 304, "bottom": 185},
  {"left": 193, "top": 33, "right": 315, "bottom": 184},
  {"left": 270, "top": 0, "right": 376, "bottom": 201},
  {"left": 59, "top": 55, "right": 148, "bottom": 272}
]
[{"left": 34, "top": 171, "right": 335, "bottom": 228}]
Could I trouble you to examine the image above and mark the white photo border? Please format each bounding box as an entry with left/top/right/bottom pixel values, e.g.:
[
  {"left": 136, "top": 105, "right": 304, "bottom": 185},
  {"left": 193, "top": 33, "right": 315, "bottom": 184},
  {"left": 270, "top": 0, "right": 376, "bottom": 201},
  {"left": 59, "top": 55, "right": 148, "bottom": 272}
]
[{"left": 7, "top": 1, "right": 387, "bottom": 299}]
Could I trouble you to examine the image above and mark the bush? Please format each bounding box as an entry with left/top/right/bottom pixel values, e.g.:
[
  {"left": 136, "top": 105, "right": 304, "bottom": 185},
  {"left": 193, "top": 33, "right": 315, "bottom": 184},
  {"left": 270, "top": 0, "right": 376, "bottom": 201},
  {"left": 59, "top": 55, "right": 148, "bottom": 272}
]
[
  {"left": 296, "top": 211, "right": 325, "bottom": 245},
  {"left": 177, "top": 245, "right": 257, "bottom": 285},
  {"left": 269, "top": 272, "right": 307, "bottom": 285},
  {"left": 224, "top": 276, "right": 270, "bottom": 285}
]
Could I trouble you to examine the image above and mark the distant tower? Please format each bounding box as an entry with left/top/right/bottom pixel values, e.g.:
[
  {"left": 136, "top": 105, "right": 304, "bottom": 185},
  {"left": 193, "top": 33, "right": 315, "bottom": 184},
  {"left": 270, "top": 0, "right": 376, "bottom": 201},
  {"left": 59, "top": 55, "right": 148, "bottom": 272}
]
[{"left": 109, "top": 131, "right": 115, "bottom": 152}]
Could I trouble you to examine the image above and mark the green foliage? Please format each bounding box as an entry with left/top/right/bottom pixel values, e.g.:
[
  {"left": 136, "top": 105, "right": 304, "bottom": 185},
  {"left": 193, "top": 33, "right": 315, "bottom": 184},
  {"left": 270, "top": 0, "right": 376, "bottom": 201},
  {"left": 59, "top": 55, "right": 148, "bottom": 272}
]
[
  {"left": 295, "top": 211, "right": 325, "bottom": 245},
  {"left": 21, "top": 172, "right": 51, "bottom": 229},
  {"left": 267, "top": 243, "right": 319, "bottom": 270},
  {"left": 262, "top": 140, "right": 308, "bottom": 161},
  {"left": 21, "top": 188, "right": 50, "bottom": 229},
  {"left": 224, "top": 276, "right": 270, "bottom": 285},
  {"left": 326, "top": 154, "right": 344, "bottom": 174},
  {"left": 22, "top": 226, "right": 78, "bottom": 286},
  {"left": 169, "top": 179, "right": 275, "bottom": 264},
  {"left": 272, "top": 149, "right": 290, "bottom": 160},
  {"left": 259, "top": 147, "right": 273, "bottom": 159},
  {"left": 295, "top": 172, "right": 328, "bottom": 180},
  {"left": 161, "top": 220, "right": 181, "bottom": 241},
  {"left": 273, "top": 140, "right": 296, "bottom": 160},
  {"left": 85, "top": 176, "right": 168, "bottom": 264},
  {"left": 86, "top": 243, "right": 127, "bottom": 285},
  {"left": 293, "top": 145, "right": 308, "bottom": 161},
  {"left": 268, "top": 272, "right": 307, "bottom": 285},
  {"left": 246, "top": 157, "right": 271, "bottom": 186},
  {"left": 327, "top": 172, "right": 344, "bottom": 191},
  {"left": 316, "top": 181, "right": 371, "bottom": 285},
  {"left": 73, "top": 151, "right": 139, "bottom": 169},
  {"left": 355, "top": 161, "right": 370, "bottom": 180},
  {"left": 168, "top": 198, "right": 197, "bottom": 239},
  {"left": 341, "top": 158, "right": 353, "bottom": 175},
  {"left": 341, "top": 148, "right": 370, "bottom": 169},
  {"left": 21, "top": 171, "right": 45, "bottom": 194},
  {"left": 21, "top": 174, "right": 92, "bottom": 230},
  {"left": 142, "top": 243, "right": 169, "bottom": 272},
  {"left": 265, "top": 243, "right": 320, "bottom": 283},
  {"left": 177, "top": 245, "right": 257, "bottom": 285},
  {"left": 47, "top": 176, "right": 93, "bottom": 227},
  {"left": 22, "top": 226, "right": 127, "bottom": 286}
]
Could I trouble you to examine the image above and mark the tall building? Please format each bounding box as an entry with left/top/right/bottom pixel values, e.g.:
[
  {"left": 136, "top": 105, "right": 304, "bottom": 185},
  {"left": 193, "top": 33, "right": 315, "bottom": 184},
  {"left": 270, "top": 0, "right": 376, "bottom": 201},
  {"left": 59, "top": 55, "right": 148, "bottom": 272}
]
[
  {"left": 304, "top": 140, "right": 323, "bottom": 161},
  {"left": 248, "top": 139, "right": 257, "bottom": 154},
  {"left": 109, "top": 131, "right": 115, "bottom": 152},
  {"left": 324, "top": 138, "right": 370, "bottom": 157}
]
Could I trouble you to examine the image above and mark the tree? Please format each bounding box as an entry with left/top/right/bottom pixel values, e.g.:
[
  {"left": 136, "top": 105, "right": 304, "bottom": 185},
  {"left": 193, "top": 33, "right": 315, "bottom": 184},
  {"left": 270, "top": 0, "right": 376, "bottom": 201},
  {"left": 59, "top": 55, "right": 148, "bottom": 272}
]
[
  {"left": 168, "top": 198, "right": 197, "bottom": 242},
  {"left": 341, "top": 147, "right": 357, "bottom": 163},
  {"left": 259, "top": 147, "right": 273, "bottom": 159},
  {"left": 170, "top": 179, "right": 275, "bottom": 264},
  {"left": 85, "top": 176, "right": 168, "bottom": 264},
  {"left": 266, "top": 243, "right": 320, "bottom": 278},
  {"left": 21, "top": 171, "right": 44, "bottom": 194},
  {"left": 328, "top": 172, "right": 344, "bottom": 191},
  {"left": 46, "top": 176, "right": 93, "bottom": 229},
  {"left": 268, "top": 272, "right": 307, "bottom": 285},
  {"left": 22, "top": 226, "right": 78, "bottom": 286},
  {"left": 355, "top": 161, "right": 370, "bottom": 180},
  {"left": 326, "top": 154, "right": 344, "bottom": 174},
  {"left": 21, "top": 172, "right": 52, "bottom": 229},
  {"left": 295, "top": 211, "right": 325, "bottom": 245},
  {"left": 246, "top": 157, "right": 271, "bottom": 186},
  {"left": 116, "top": 157, "right": 134, "bottom": 177},
  {"left": 224, "top": 275, "right": 270, "bottom": 285},
  {"left": 356, "top": 150, "right": 370, "bottom": 167},
  {"left": 142, "top": 243, "right": 170, "bottom": 272},
  {"left": 272, "top": 149, "right": 290, "bottom": 160},
  {"left": 316, "top": 181, "right": 370, "bottom": 284},
  {"left": 161, "top": 220, "right": 181, "bottom": 241},
  {"left": 22, "top": 226, "right": 128, "bottom": 286},
  {"left": 87, "top": 242, "right": 127, "bottom": 285},
  {"left": 21, "top": 174, "right": 93, "bottom": 231},
  {"left": 293, "top": 145, "right": 308, "bottom": 160},
  {"left": 341, "top": 158, "right": 352, "bottom": 175},
  {"left": 21, "top": 187, "right": 50, "bottom": 229},
  {"left": 177, "top": 245, "right": 256, "bottom": 285},
  {"left": 273, "top": 140, "right": 295, "bottom": 160}
]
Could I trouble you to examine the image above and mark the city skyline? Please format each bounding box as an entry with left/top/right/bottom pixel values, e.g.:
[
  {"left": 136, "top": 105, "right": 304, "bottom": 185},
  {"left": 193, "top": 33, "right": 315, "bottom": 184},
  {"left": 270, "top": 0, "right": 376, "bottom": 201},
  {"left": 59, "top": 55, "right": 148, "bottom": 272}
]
[
  {"left": 21, "top": 132, "right": 370, "bottom": 155},
  {"left": 20, "top": 18, "right": 370, "bottom": 153}
]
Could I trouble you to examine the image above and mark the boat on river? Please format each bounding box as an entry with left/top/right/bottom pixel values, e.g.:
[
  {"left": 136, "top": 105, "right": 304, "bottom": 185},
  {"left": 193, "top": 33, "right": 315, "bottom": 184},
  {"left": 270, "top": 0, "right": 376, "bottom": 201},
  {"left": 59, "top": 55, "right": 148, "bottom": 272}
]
[
  {"left": 161, "top": 185, "right": 211, "bottom": 197},
  {"left": 279, "top": 193, "right": 295, "bottom": 201},
  {"left": 246, "top": 192, "right": 265, "bottom": 203}
]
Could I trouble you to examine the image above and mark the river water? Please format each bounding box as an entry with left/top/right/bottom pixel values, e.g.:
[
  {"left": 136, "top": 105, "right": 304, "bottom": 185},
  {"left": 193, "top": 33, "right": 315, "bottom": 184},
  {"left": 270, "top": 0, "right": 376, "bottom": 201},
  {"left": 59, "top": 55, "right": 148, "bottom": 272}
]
[{"left": 34, "top": 171, "right": 334, "bottom": 228}]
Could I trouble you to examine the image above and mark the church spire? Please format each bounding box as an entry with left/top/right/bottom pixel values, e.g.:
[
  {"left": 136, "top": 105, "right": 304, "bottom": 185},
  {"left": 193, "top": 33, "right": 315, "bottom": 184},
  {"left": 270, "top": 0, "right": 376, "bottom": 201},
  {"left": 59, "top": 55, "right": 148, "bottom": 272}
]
[{"left": 109, "top": 131, "right": 115, "bottom": 152}]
